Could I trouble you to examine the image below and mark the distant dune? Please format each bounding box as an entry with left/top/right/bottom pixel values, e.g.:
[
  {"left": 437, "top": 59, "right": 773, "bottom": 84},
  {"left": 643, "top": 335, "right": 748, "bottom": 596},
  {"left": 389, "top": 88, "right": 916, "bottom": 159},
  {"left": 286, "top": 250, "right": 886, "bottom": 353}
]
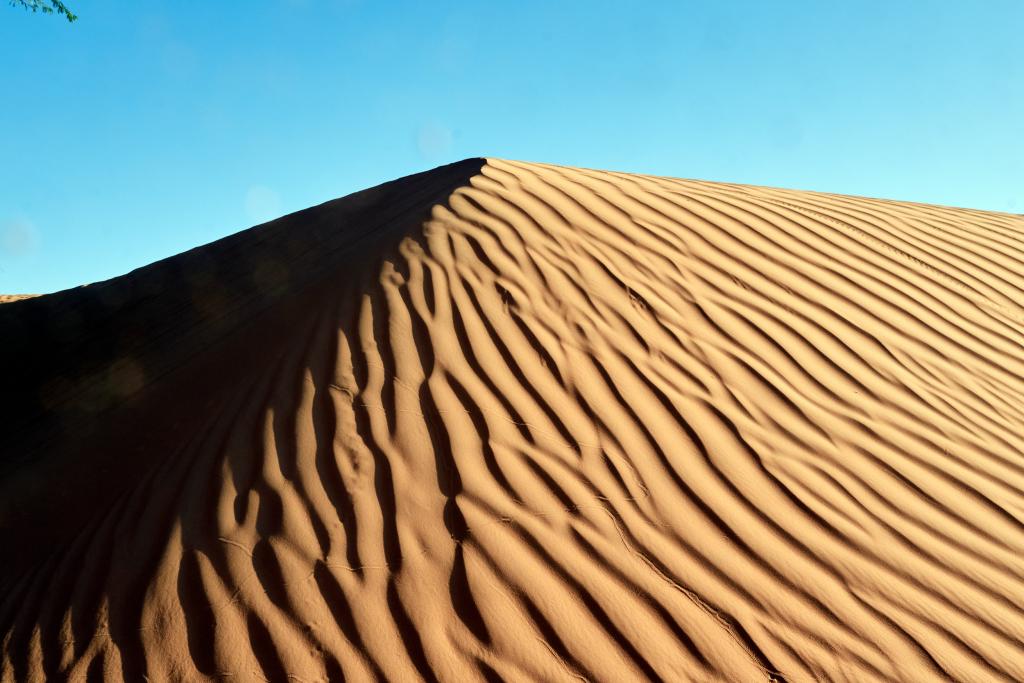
[
  {"left": 0, "top": 295, "right": 35, "bottom": 304},
  {"left": 3, "top": 159, "right": 1024, "bottom": 682}
]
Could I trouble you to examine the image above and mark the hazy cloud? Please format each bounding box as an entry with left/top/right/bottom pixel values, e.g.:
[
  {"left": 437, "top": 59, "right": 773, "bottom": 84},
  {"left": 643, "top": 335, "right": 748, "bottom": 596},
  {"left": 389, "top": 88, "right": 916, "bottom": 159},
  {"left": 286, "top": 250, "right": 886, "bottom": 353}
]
[
  {"left": 245, "top": 186, "right": 282, "bottom": 224},
  {"left": 416, "top": 122, "right": 453, "bottom": 160},
  {"left": 1, "top": 217, "right": 38, "bottom": 257},
  {"left": 162, "top": 41, "right": 199, "bottom": 79}
]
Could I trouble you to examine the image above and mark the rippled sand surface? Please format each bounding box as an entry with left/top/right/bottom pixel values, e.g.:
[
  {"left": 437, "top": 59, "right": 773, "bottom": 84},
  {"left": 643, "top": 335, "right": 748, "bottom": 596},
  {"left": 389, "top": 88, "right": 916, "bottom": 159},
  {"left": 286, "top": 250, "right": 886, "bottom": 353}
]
[{"left": 4, "top": 159, "right": 1024, "bottom": 681}]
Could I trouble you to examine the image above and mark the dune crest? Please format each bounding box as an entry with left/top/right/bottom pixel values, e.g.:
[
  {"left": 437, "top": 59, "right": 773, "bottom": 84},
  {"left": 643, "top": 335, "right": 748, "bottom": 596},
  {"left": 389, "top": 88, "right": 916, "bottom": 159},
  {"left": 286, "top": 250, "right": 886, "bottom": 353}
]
[{"left": 3, "top": 159, "right": 1024, "bottom": 681}]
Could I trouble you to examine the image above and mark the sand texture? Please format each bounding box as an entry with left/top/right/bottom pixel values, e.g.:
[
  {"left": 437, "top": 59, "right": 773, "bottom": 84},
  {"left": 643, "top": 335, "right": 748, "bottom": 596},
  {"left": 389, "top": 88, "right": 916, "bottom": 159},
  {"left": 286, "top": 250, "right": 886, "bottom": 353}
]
[{"left": 3, "top": 158, "right": 1024, "bottom": 681}]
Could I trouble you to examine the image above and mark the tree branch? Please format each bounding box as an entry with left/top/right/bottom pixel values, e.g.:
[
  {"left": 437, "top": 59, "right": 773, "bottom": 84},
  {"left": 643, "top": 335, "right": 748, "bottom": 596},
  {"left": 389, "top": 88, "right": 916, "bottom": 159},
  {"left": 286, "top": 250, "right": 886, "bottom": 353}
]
[{"left": 9, "top": 0, "right": 77, "bottom": 22}]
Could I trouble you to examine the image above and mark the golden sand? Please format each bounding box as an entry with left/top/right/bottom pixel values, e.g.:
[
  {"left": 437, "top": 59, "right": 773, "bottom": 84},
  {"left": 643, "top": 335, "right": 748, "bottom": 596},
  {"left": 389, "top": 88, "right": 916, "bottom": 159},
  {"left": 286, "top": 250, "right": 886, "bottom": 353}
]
[{"left": 3, "top": 159, "right": 1024, "bottom": 681}]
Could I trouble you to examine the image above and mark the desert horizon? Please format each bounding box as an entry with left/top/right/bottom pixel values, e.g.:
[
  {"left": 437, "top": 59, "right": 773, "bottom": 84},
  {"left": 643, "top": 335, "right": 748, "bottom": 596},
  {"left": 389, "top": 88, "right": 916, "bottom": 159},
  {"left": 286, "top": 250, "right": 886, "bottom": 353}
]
[{"left": 5, "top": 1, "right": 1023, "bottom": 680}]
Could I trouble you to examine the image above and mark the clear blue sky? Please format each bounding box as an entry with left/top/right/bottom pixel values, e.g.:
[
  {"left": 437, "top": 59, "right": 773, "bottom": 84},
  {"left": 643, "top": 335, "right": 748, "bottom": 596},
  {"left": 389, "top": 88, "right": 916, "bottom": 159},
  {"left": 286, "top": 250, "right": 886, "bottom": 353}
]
[{"left": 2, "top": 1, "right": 1022, "bottom": 294}]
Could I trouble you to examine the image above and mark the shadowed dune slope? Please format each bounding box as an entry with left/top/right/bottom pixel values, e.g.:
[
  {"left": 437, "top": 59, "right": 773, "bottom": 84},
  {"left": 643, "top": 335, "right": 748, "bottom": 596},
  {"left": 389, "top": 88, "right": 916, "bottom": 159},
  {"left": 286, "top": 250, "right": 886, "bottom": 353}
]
[{"left": 4, "top": 158, "right": 1024, "bottom": 682}]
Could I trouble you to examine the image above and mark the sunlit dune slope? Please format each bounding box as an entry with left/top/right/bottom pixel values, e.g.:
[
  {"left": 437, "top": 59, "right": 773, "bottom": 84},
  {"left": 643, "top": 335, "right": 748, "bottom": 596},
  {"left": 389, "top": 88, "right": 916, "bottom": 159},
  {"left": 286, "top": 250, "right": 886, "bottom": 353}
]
[{"left": 3, "top": 158, "right": 1024, "bottom": 682}]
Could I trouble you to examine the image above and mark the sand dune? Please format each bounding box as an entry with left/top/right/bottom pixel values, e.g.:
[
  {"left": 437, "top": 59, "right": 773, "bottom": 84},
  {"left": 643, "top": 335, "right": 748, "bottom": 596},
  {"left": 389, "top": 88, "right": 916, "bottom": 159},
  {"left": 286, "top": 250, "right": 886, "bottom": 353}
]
[{"left": 3, "top": 159, "right": 1024, "bottom": 681}]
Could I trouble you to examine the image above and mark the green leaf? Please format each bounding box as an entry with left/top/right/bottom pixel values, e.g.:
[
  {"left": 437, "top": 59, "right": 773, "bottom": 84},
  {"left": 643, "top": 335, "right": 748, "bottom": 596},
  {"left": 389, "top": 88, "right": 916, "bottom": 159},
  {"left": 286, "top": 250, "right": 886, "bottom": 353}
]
[{"left": 8, "top": 0, "right": 77, "bottom": 22}]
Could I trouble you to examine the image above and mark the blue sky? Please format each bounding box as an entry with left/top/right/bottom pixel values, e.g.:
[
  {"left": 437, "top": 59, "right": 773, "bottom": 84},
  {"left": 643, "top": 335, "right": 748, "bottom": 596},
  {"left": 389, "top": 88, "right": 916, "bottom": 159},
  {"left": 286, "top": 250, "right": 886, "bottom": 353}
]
[{"left": 2, "top": 1, "right": 1022, "bottom": 294}]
